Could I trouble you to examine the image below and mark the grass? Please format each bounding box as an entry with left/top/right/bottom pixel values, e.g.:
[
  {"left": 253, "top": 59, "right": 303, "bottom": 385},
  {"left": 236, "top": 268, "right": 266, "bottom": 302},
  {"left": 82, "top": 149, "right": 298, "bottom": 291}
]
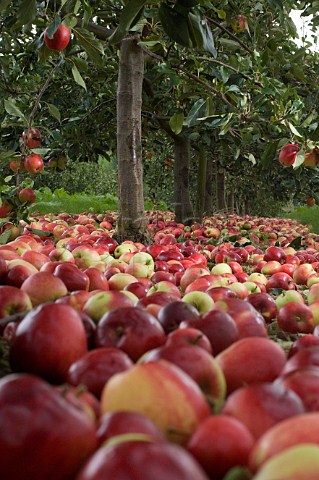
[
  {"left": 287, "top": 205, "right": 319, "bottom": 233},
  {"left": 29, "top": 188, "right": 168, "bottom": 216}
]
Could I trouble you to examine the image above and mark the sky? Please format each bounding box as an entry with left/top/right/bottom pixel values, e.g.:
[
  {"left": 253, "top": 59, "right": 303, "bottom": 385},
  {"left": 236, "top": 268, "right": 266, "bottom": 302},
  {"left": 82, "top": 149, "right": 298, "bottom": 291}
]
[{"left": 290, "top": 9, "right": 318, "bottom": 51}]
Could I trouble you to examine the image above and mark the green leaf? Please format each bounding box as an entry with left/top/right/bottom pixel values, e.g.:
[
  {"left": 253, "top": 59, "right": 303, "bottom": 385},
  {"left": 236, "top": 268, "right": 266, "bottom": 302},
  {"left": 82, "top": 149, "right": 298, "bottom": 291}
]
[
  {"left": 45, "top": 15, "right": 61, "bottom": 39},
  {"left": 16, "top": 0, "right": 36, "bottom": 25},
  {"left": 169, "top": 112, "right": 184, "bottom": 135},
  {"left": 260, "top": 141, "right": 278, "bottom": 168},
  {"left": 287, "top": 122, "right": 303, "bottom": 138},
  {"left": 292, "top": 151, "right": 305, "bottom": 169},
  {"left": 0, "top": 150, "right": 17, "bottom": 162},
  {"left": 186, "top": 99, "right": 206, "bottom": 127},
  {"left": 288, "top": 236, "right": 303, "bottom": 249},
  {"left": 159, "top": 3, "right": 191, "bottom": 48},
  {"left": 188, "top": 11, "right": 217, "bottom": 56},
  {"left": 71, "top": 64, "right": 87, "bottom": 90},
  {"left": 218, "top": 38, "right": 241, "bottom": 50},
  {"left": 4, "top": 98, "right": 27, "bottom": 123},
  {"left": 0, "top": 0, "right": 12, "bottom": 11},
  {"left": 47, "top": 103, "right": 61, "bottom": 122},
  {"left": 73, "top": 27, "right": 104, "bottom": 66},
  {"left": 108, "top": 0, "right": 147, "bottom": 45},
  {"left": 0, "top": 229, "right": 12, "bottom": 245}
]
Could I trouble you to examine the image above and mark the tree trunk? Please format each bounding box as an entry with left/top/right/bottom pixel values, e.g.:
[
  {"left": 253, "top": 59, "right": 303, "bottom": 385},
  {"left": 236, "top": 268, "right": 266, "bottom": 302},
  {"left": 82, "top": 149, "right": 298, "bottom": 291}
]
[
  {"left": 204, "top": 158, "right": 213, "bottom": 216},
  {"left": 195, "top": 148, "right": 207, "bottom": 221},
  {"left": 216, "top": 168, "right": 226, "bottom": 211},
  {"left": 173, "top": 134, "right": 194, "bottom": 225},
  {"left": 116, "top": 35, "right": 149, "bottom": 242}
]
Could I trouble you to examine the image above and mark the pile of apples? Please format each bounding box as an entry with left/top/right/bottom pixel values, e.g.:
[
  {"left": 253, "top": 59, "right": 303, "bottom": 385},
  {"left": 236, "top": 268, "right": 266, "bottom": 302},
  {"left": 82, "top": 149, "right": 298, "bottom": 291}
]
[{"left": 2, "top": 211, "right": 319, "bottom": 479}]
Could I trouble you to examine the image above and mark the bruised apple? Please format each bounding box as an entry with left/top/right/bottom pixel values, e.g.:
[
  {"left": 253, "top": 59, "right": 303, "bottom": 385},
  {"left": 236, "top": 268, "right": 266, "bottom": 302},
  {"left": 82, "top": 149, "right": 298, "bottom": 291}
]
[{"left": 100, "top": 360, "right": 211, "bottom": 444}]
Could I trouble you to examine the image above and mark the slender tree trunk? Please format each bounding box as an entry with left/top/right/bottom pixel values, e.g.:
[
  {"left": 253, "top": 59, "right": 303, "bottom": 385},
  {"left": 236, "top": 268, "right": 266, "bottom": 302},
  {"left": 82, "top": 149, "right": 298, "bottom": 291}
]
[
  {"left": 173, "top": 134, "right": 194, "bottom": 224},
  {"left": 227, "top": 189, "right": 235, "bottom": 213},
  {"left": 204, "top": 158, "right": 213, "bottom": 216},
  {"left": 116, "top": 35, "right": 149, "bottom": 242},
  {"left": 195, "top": 148, "right": 207, "bottom": 221},
  {"left": 216, "top": 168, "right": 226, "bottom": 211}
]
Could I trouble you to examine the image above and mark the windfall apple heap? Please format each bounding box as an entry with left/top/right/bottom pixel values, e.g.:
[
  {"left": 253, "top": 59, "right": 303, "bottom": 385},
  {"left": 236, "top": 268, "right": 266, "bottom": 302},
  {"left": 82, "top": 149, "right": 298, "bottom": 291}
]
[{"left": 3, "top": 211, "right": 319, "bottom": 479}]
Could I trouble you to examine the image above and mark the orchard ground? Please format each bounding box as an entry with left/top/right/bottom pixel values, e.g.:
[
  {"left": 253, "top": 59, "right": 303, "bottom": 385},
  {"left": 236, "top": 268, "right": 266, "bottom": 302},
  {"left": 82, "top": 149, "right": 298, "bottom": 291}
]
[{"left": 2, "top": 209, "right": 319, "bottom": 479}]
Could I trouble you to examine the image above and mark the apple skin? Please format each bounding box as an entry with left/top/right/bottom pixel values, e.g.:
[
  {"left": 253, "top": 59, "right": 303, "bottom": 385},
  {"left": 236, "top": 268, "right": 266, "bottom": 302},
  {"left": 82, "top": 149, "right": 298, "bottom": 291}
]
[
  {"left": 181, "top": 309, "right": 239, "bottom": 355},
  {"left": 83, "top": 267, "right": 109, "bottom": 291},
  {"left": 140, "top": 344, "right": 226, "bottom": 413},
  {"left": 76, "top": 440, "right": 210, "bottom": 480},
  {"left": 277, "top": 302, "right": 315, "bottom": 334},
  {"left": 24, "top": 153, "right": 44, "bottom": 174},
  {"left": 44, "top": 23, "right": 71, "bottom": 51},
  {"left": 157, "top": 300, "right": 199, "bottom": 334},
  {"left": 83, "top": 290, "right": 134, "bottom": 323},
  {"left": 246, "top": 292, "right": 278, "bottom": 323},
  {"left": 100, "top": 360, "right": 211, "bottom": 444},
  {"left": 21, "top": 127, "right": 41, "bottom": 148},
  {"left": 0, "top": 373, "right": 97, "bottom": 480},
  {"left": 94, "top": 306, "right": 166, "bottom": 361},
  {"left": 66, "top": 347, "right": 133, "bottom": 399},
  {"left": 54, "top": 262, "right": 90, "bottom": 292},
  {"left": 275, "top": 365, "right": 319, "bottom": 412},
  {"left": 288, "top": 334, "right": 319, "bottom": 358},
  {"left": 216, "top": 337, "right": 287, "bottom": 394},
  {"left": 205, "top": 286, "right": 237, "bottom": 302},
  {"left": 20, "top": 271, "right": 68, "bottom": 306},
  {"left": 275, "top": 289, "right": 304, "bottom": 309},
  {"left": 96, "top": 411, "right": 166, "bottom": 446},
  {"left": 214, "top": 298, "right": 267, "bottom": 339},
  {"left": 187, "top": 414, "right": 255, "bottom": 480},
  {"left": 180, "top": 266, "right": 210, "bottom": 292},
  {"left": 165, "top": 327, "right": 213, "bottom": 353},
  {"left": 252, "top": 444, "right": 319, "bottom": 480},
  {"left": 182, "top": 291, "right": 215, "bottom": 314},
  {"left": 293, "top": 263, "right": 316, "bottom": 285},
  {"left": 280, "top": 346, "right": 319, "bottom": 376},
  {"left": 249, "top": 412, "right": 319, "bottom": 473},
  {"left": 0, "top": 285, "right": 32, "bottom": 321},
  {"left": 9, "top": 303, "right": 88, "bottom": 384},
  {"left": 222, "top": 382, "right": 305, "bottom": 440}
]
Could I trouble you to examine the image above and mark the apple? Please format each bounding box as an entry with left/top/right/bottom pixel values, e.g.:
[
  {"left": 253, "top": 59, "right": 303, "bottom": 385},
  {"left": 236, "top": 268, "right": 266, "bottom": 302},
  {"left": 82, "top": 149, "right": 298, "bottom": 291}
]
[
  {"left": 18, "top": 187, "right": 36, "bottom": 204},
  {"left": 9, "top": 303, "right": 88, "bottom": 384},
  {"left": 83, "top": 267, "right": 109, "bottom": 291},
  {"left": 246, "top": 292, "right": 278, "bottom": 322},
  {"left": 180, "top": 266, "right": 210, "bottom": 292},
  {"left": 21, "top": 127, "right": 41, "bottom": 148},
  {"left": 140, "top": 344, "right": 226, "bottom": 413},
  {"left": 66, "top": 347, "right": 133, "bottom": 399},
  {"left": 280, "top": 346, "right": 319, "bottom": 376},
  {"left": 123, "top": 280, "right": 149, "bottom": 298},
  {"left": 44, "top": 23, "right": 71, "bottom": 51},
  {"left": 0, "top": 285, "right": 32, "bottom": 322},
  {"left": 55, "top": 383, "right": 101, "bottom": 422},
  {"left": 107, "top": 272, "right": 138, "bottom": 290},
  {"left": 181, "top": 309, "right": 239, "bottom": 355},
  {"left": 129, "top": 251, "right": 154, "bottom": 271},
  {"left": 96, "top": 411, "right": 165, "bottom": 446},
  {"left": 307, "top": 283, "right": 319, "bottom": 304},
  {"left": 53, "top": 262, "right": 90, "bottom": 292},
  {"left": 205, "top": 286, "right": 237, "bottom": 302},
  {"left": 278, "top": 143, "right": 300, "bottom": 167},
  {"left": 165, "top": 327, "right": 212, "bottom": 353},
  {"left": 249, "top": 412, "right": 319, "bottom": 472},
  {"left": 24, "top": 153, "right": 44, "bottom": 174},
  {"left": 275, "top": 289, "right": 304, "bottom": 310},
  {"left": 76, "top": 439, "right": 210, "bottom": 480},
  {"left": 83, "top": 290, "right": 134, "bottom": 323},
  {"left": 94, "top": 306, "right": 165, "bottom": 361},
  {"left": 263, "top": 246, "right": 286, "bottom": 263},
  {"left": 100, "top": 360, "right": 211, "bottom": 444},
  {"left": 147, "top": 280, "right": 181, "bottom": 298},
  {"left": 48, "top": 247, "right": 75, "bottom": 263},
  {"left": 276, "top": 365, "right": 319, "bottom": 412},
  {"left": 0, "top": 373, "right": 97, "bottom": 480},
  {"left": 216, "top": 337, "right": 287, "bottom": 394},
  {"left": 125, "top": 262, "right": 152, "bottom": 278},
  {"left": 72, "top": 245, "right": 101, "bottom": 268},
  {"left": 293, "top": 263, "right": 316, "bottom": 285},
  {"left": 187, "top": 414, "right": 255, "bottom": 480},
  {"left": 211, "top": 263, "right": 232, "bottom": 275},
  {"left": 20, "top": 271, "right": 68, "bottom": 306},
  {"left": 277, "top": 302, "right": 314, "bottom": 334},
  {"left": 222, "top": 382, "right": 305, "bottom": 440},
  {"left": 214, "top": 297, "right": 267, "bottom": 338},
  {"left": 56, "top": 290, "right": 93, "bottom": 312},
  {"left": 20, "top": 250, "right": 50, "bottom": 270},
  {"left": 113, "top": 243, "right": 138, "bottom": 258},
  {"left": 261, "top": 260, "right": 283, "bottom": 275},
  {"left": 151, "top": 270, "right": 176, "bottom": 284},
  {"left": 184, "top": 275, "right": 218, "bottom": 293},
  {"left": 156, "top": 300, "right": 199, "bottom": 333},
  {"left": 252, "top": 444, "right": 319, "bottom": 480},
  {"left": 5, "top": 258, "right": 39, "bottom": 288},
  {"left": 288, "top": 334, "right": 319, "bottom": 358},
  {"left": 227, "top": 281, "right": 249, "bottom": 299},
  {"left": 182, "top": 291, "right": 215, "bottom": 314}
]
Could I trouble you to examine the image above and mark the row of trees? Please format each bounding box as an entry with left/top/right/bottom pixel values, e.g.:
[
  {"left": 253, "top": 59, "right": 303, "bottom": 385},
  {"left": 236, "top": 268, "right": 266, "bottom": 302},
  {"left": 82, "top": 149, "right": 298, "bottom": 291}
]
[{"left": 1, "top": 1, "right": 319, "bottom": 240}]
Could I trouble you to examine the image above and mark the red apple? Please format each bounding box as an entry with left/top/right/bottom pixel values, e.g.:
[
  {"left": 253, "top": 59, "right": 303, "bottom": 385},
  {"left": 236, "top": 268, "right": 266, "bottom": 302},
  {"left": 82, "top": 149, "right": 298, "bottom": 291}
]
[
  {"left": 280, "top": 345, "right": 319, "bottom": 376},
  {"left": 0, "top": 373, "right": 97, "bottom": 480},
  {"left": 44, "top": 23, "right": 71, "bottom": 51},
  {"left": 216, "top": 337, "right": 287, "bottom": 393},
  {"left": 0, "top": 285, "right": 32, "bottom": 320},
  {"left": 288, "top": 334, "right": 319, "bottom": 358},
  {"left": 278, "top": 143, "right": 300, "bottom": 167},
  {"left": 21, "top": 271, "right": 68, "bottom": 306},
  {"left": 21, "top": 127, "right": 41, "bottom": 148},
  {"left": 246, "top": 292, "right": 278, "bottom": 323},
  {"left": 66, "top": 347, "right": 133, "bottom": 399},
  {"left": 54, "top": 262, "right": 90, "bottom": 292},
  {"left": 76, "top": 440, "right": 210, "bottom": 480},
  {"left": 9, "top": 303, "right": 88, "bottom": 384},
  {"left": 24, "top": 153, "right": 44, "bottom": 174},
  {"left": 222, "top": 381, "right": 305, "bottom": 439},
  {"left": 165, "top": 327, "right": 212, "bottom": 353},
  {"left": 94, "top": 306, "right": 165, "bottom": 361},
  {"left": 276, "top": 365, "right": 319, "bottom": 412},
  {"left": 156, "top": 300, "right": 199, "bottom": 333},
  {"left": 83, "top": 290, "right": 135, "bottom": 323},
  {"left": 180, "top": 309, "right": 239, "bottom": 355},
  {"left": 277, "top": 302, "right": 314, "bottom": 334},
  {"left": 187, "top": 414, "right": 255, "bottom": 480}
]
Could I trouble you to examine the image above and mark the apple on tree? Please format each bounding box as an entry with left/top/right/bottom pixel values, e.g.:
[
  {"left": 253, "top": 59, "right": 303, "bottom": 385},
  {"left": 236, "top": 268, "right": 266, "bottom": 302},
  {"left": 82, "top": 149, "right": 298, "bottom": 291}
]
[
  {"left": 21, "top": 128, "right": 41, "bottom": 148},
  {"left": 44, "top": 23, "right": 71, "bottom": 51},
  {"left": 278, "top": 143, "right": 300, "bottom": 167},
  {"left": 24, "top": 154, "right": 44, "bottom": 174}
]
